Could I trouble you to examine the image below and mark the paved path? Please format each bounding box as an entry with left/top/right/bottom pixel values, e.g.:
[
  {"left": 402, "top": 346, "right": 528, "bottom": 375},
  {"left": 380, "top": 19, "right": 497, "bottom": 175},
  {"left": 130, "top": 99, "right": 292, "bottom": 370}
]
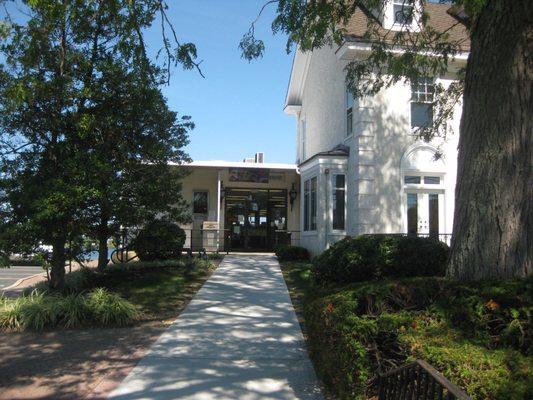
[{"left": 108, "top": 255, "right": 323, "bottom": 400}]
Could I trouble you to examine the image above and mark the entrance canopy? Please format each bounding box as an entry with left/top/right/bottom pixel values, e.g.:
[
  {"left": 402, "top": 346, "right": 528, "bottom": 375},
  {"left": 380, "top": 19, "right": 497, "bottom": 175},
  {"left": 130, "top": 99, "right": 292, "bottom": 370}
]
[{"left": 175, "top": 160, "right": 300, "bottom": 252}]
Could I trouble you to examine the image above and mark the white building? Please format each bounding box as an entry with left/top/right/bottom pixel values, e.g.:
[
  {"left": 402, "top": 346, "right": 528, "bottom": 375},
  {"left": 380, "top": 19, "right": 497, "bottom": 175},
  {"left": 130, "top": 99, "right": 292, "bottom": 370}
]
[{"left": 177, "top": 1, "right": 469, "bottom": 255}]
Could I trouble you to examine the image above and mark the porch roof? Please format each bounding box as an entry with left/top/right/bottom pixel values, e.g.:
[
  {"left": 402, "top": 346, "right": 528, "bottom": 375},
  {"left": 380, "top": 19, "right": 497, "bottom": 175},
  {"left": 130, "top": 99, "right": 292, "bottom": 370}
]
[{"left": 174, "top": 160, "right": 298, "bottom": 171}]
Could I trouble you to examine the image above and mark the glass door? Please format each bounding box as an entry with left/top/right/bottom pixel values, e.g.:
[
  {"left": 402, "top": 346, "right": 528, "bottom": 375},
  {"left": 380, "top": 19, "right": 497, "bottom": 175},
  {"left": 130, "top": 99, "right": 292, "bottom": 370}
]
[
  {"left": 406, "top": 192, "right": 442, "bottom": 236},
  {"left": 225, "top": 189, "right": 287, "bottom": 251}
]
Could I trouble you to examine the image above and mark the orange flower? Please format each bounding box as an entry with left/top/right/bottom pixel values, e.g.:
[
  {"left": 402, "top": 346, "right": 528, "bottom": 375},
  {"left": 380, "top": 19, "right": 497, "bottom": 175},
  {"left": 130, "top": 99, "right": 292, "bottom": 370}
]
[
  {"left": 326, "top": 303, "right": 334, "bottom": 313},
  {"left": 486, "top": 299, "right": 500, "bottom": 310},
  {"left": 411, "top": 321, "right": 418, "bottom": 329}
]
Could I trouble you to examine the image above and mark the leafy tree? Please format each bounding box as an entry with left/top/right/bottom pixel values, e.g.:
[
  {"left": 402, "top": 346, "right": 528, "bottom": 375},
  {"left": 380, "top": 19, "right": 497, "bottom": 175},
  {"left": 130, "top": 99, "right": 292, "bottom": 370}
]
[
  {"left": 0, "top": 0, "right": 198, "bottom": 289},
  {"left": 242, "top": 0, "right": 532, "bottom": 280}
]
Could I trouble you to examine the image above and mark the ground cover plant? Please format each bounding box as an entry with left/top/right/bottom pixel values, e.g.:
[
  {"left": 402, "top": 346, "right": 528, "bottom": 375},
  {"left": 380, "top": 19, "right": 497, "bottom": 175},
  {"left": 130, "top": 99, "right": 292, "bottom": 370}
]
[
  {"left": 1, "top": 257, "right": 218, "bottom": 331},
  {"left": 280, "top": 262, "right": 532, "bottom": 400}
]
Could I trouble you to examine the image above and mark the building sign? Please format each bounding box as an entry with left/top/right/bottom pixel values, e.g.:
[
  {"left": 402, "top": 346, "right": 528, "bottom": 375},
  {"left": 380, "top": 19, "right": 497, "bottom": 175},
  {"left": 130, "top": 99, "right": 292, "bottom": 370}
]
[
  {"left": 228, "top": 168, "right": 270, "bottom": 183},
  {"left": 202, "top": 221, "right": 219, "bottom": 230}
]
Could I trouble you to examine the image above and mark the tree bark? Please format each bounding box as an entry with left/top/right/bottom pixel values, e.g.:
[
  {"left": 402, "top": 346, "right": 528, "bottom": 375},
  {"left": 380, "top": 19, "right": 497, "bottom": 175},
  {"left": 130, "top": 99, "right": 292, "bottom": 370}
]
[
  {"left": 49, "top": 234, "right": 67, "bottom": 292},
  {"left": 448, "top": 0, "right": 532, "bottom": 280},
  {"left": 97, "top": 206, "right": 110, "bottom": 270},
  {"left": 97, "top": 225, "right": 109, "bottom": 271}
]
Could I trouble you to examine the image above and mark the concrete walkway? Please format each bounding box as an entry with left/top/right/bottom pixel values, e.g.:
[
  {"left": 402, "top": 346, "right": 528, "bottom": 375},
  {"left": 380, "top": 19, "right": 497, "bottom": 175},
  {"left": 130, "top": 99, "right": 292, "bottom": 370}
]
[{"left": 108, "top": 254, "right": 323, "bottom": 400}]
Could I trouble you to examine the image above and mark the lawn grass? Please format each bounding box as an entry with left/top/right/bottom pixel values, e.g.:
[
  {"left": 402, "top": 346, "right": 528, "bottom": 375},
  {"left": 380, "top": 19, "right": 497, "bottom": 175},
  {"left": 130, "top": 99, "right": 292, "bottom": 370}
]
[
  {"left": 100, "top": 263, "right": 215, "bottom": 321},
  {"left": 279, "top": 262, "right": 533, "bottom": 400},
  {"left": 2, "top": 257, "right": 220, "bottom": 331}
]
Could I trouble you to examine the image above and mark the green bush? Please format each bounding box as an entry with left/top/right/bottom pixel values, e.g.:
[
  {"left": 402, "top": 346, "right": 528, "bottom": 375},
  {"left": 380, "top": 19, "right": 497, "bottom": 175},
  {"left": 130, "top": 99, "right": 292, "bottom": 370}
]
[
  {"left": 274, "top": 245, "right": 310, "bottom": 261},
  {"left": 300, "top": 275, "right": 533, "bottom": 400},
  {"left": 312, "top": 235, "right": 449, "bottom": 284},
  {"left": 31, "top": 267, "right": 96, "bottom": 294},
  {"left": 0, "top": 288, "right": 138, "bottom": 331},
  {"left": 132, "top": 220, "right": 186, "bottom": 261}
]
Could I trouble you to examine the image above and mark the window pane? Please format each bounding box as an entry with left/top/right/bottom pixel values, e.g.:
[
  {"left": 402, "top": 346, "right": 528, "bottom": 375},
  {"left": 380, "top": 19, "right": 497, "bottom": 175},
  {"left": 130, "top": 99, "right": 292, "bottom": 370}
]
[
  {"left": 429, "top": 193, "right": 439, "bottom": 236},
  {"left": 424, "top": 176, "right": 441, "bottom": 184},
  {"left": 347, "top": 109, "right": 353, "bottom": 136},
  {"left": 303, "top": 180, "right": 310, "bottom": 231},
  {"left": 407, "top": 193, "right": 418, "bottom": 234},
  {"left": 411, "top": 102, "right": 433, "bottom": 128},
  {"left": 346, "top": 90, "right": 354, "bottom": 108},
  {"left": 193, "top": 191, "right": 208, "bottom": 214},
  {"left": 393, "top": 1, "right": 414, "bottom": 24},
  {"left": 333, "top": 175, "right": 345, "bottom": 230},
  {"left": 404, "top": 175, "right": 421, "bottom": 184},
  {"left": 311, "top": 177, "right": 317, "bottom": 230}
]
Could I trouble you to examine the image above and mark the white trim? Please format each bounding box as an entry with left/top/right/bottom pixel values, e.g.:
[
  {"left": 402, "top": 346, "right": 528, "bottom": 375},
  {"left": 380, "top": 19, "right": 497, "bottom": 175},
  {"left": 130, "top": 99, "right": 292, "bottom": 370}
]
[
  {"left": 178, "top": 160, "right": 298, "bottom": 171},
  {"left": 284, "top": 48, "right": 312, "bottom": 111}
]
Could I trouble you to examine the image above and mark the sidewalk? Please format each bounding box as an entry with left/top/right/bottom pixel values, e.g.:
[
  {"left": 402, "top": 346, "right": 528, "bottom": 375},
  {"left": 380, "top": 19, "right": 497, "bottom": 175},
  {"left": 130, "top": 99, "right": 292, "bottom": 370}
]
[{"left": 108, "top": 254, "right": 323, "bottom": 400}]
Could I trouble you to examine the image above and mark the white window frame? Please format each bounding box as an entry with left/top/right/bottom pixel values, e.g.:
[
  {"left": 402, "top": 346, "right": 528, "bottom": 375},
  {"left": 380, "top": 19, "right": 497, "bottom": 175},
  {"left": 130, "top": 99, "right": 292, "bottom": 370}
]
[
  {"left": 385, "top": 0, "right": 421, "bottom": 32},
  {"left": 410, "top": 77, "right": 435, "bottom": 130},
  {"left": 401, "top": 172, "right": 446, "bottom": 235},
  {"left": 303, "top": 176, "right": 317, "bottom": 232},
  {"left": 331, "top": 173, "right": 346, "bottom": 232}
]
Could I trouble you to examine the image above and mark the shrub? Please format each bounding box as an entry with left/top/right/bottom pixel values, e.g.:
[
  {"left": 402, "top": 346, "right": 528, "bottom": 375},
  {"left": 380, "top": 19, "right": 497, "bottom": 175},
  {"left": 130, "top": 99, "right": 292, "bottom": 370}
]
[
  {"left": 86, "top": 288, "right": 139, "bottom": 326},
  {"left": 132, "top": 220, "right": 186, "bottom": 261},
  {"left": 312, "top": 235, "right": 449, "bottom": 284},
  {"left": 31, "top": 267, "right": 96, "bottom": 294},
  {"left": 274, "top": 245, "right": 310, "bottom": 261},
  {"left": 300, "top": 276, "right": 532, "bottom": 400},
  {"left": 0, "top": 288, "right": 138, "bottom": 331}
]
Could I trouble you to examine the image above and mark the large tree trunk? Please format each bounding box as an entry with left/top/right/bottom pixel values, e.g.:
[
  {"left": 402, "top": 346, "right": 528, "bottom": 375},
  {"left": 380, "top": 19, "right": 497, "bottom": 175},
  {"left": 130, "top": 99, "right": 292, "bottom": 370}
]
[
  {"left": 49, "top": 234, "right": 67, "bottom": 292},
  {"left": 448, "top": 0, "right": 532, "bottom": 280},
  {"left": 97, "top": 224, "right": 109, "bottom": 271}
]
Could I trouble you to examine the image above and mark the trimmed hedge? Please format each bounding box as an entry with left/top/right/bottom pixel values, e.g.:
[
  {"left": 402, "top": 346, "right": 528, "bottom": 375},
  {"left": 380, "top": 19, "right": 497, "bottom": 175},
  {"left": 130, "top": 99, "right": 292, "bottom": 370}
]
[
  {"left": 132, "top": 220, "right": 186, "bottom": 261},
  {"left": 274, "top": 245, "right": 310, "bottom": 262},
  {"left": 301, "top": 276, "right": 533, "bottom": 400},
  {"left": 312, "top": 235, "right": 449, "bottom": 284}
]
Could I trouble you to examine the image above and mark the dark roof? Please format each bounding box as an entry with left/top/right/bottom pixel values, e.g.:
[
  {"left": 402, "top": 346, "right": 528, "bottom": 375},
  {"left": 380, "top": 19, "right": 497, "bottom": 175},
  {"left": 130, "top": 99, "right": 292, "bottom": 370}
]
[
  {"left": 343, "top": 3, "right": 470, "bottom": 51},
  {"left": 299, "top": 145, "right": 350, "bottom": 167}
]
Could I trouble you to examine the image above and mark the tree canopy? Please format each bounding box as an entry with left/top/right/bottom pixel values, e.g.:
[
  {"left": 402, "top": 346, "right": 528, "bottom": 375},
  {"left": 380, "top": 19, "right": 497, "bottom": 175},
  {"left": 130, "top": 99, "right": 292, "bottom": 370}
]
[{"left": 0, "top": 0, "right": 199, "bottom": 288}]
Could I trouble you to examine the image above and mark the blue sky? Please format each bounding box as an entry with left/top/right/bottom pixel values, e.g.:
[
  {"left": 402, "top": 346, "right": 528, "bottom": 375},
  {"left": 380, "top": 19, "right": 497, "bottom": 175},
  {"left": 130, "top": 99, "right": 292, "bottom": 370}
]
[{"left": 146, "top": 1, "right": 296, "bottom": 164}]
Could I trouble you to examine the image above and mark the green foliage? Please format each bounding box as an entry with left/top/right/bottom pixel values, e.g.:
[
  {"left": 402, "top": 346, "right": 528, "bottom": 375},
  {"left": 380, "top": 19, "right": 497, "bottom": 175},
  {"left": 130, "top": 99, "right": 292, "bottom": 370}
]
[
  {"left": 312, "top": 235, "right": 449, "bottom": 284},
  {"left": 85, "top": 288, "right": 139, "bottom": 326},
  {"left": 282, "top": 262, "right": 533, "bottom": 400},
  {"left": 132, "top": 220, "right": 187, "bottom": 261},
  {"left": 0, "top": 289, "right": 138, "bottom": 331},
  {"left": 274, "top": 245, "right": 310, "bottom": 262},
  {"left": 0, "top": 0, "right": 195, "bottom": 289}
]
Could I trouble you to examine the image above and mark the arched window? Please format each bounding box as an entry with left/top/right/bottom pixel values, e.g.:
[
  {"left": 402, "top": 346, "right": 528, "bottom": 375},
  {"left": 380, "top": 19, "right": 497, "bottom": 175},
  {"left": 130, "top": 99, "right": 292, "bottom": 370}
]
[{"left": 400, "top": 146, "right": 446, "bottom": 236}]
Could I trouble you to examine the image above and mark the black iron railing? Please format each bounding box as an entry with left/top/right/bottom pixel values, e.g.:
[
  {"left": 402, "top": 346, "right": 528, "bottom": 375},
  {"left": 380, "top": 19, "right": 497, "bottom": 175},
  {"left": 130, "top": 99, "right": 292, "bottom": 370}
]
[{"left": 378, "top": 360, "right": 471, "bottom": 400}]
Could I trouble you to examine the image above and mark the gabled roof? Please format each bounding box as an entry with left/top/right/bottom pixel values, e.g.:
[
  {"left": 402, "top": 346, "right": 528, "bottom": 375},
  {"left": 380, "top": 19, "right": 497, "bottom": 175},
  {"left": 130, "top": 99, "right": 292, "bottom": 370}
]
[{"left": 343, "top": 3, "right": 470, "bottom": 51}]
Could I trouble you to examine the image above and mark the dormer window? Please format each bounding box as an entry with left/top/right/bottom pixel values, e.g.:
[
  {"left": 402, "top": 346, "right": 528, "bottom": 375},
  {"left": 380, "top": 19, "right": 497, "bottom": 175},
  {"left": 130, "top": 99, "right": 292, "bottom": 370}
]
[{"left": 393, "top": 0, "right": 414, "bottom": 25}]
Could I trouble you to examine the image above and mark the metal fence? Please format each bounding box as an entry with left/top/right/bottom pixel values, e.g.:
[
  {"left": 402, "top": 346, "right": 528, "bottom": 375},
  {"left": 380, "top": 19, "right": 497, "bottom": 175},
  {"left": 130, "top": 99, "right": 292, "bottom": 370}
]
[{"left": 378, "top": 360, "right": 471, "bottom": 400}]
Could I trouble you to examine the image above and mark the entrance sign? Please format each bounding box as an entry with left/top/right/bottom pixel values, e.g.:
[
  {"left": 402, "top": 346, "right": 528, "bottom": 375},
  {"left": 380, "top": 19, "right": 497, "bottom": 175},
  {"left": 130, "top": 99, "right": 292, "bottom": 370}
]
[
  {"left": 228, "top": 168, "right": 269, "bottom": 183},
  {"left": 202, "top": 221, "right": 219, "bottom": 230}
]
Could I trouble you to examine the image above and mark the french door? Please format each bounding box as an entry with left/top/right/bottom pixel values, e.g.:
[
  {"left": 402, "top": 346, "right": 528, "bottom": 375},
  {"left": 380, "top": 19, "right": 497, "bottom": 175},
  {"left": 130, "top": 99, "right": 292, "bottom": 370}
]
[{"left": 406, "top": 191, "right": 443, "bottom": 236}]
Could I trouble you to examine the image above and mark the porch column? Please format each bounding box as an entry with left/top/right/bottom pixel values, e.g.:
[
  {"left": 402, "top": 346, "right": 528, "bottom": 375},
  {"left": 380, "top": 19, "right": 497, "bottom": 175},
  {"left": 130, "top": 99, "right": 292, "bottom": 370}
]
[{"left": 216, "top": 170, "right": 221, "bottom": 251}]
